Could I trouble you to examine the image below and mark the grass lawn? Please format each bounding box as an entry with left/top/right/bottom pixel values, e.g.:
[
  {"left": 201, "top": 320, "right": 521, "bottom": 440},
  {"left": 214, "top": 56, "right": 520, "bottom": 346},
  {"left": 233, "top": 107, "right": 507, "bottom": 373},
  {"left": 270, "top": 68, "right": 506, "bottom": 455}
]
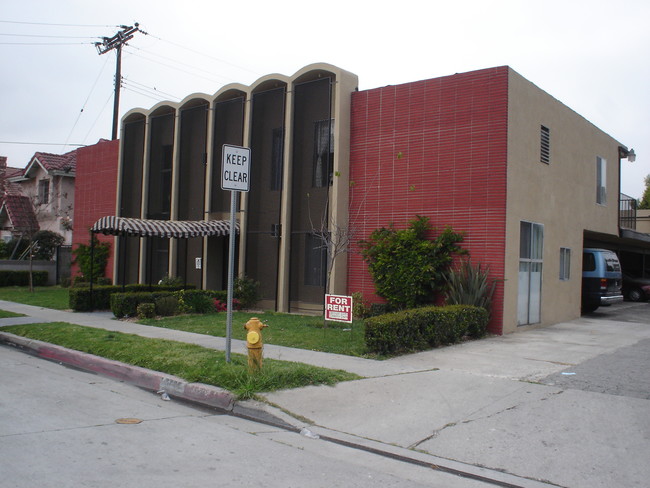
[
  {"left": 2, "top": 322, "right": 360, "bottom": 399},
  {"left": 0, "top": 309, "right": 25, "bottom": 318},
  {"left": 0, "top": 286, "right": 69, "bottom": 310},
  {"left": 137, "top": 311, "right": 371, "bottom": 357}
]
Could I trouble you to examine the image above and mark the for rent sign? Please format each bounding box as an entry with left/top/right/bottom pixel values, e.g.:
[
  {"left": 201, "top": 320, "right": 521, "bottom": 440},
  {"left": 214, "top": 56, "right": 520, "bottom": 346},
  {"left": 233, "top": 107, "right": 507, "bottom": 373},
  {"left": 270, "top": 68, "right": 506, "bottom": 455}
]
[{"left": 325, "top": 294, "right": 353, "bottom": 323}]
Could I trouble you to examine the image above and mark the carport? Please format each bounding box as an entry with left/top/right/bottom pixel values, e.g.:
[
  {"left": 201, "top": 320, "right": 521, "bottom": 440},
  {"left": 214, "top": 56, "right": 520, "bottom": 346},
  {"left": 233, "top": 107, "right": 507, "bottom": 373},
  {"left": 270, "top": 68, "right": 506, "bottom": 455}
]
[{"left": 89, "top": 216, "right": 239, "bottom": 293}]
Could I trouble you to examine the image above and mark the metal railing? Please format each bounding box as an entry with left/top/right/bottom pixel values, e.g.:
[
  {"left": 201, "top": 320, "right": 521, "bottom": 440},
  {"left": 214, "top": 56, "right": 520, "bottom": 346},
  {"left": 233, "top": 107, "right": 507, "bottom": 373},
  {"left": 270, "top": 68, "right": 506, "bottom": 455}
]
[{"left": 620, "top": 197, "right": 637, "bottom": 230}]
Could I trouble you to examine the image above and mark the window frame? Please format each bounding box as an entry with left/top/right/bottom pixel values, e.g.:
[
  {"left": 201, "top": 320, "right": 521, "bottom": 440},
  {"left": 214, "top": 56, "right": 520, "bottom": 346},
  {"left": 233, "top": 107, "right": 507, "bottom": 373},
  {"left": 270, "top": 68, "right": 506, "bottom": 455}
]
[
  {"left": 518, "top": 221, "right": 544, "bottom": 326},
  {"left": 38, "top": 178, "right": 50, "bottom": 205},
  {"left": 540, "top": 125, "right": 550, "bottom": 164},
  {"left": 559, "top": 247, "right": 571, "bottom": 281},
  {"left": 596, "top": 156, "right": 607, "bottom": 205}
]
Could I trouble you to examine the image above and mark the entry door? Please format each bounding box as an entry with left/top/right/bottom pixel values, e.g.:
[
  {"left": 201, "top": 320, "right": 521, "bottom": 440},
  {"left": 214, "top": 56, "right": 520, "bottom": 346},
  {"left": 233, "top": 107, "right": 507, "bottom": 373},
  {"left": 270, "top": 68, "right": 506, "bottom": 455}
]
[{"left": 518, "top": 221, "right": 543, "bottom": 325}]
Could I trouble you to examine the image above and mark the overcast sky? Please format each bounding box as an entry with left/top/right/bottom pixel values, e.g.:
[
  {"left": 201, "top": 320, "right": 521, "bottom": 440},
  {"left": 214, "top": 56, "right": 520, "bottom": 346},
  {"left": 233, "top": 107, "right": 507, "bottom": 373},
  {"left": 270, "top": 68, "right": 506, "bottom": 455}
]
[{"left": 1, "top": 0, "right": 648, "bottom": 198}]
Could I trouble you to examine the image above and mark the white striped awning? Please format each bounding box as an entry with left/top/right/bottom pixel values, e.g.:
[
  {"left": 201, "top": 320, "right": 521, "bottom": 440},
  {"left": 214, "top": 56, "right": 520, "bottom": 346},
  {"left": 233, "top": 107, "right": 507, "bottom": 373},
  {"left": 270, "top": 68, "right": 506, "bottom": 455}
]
[{"left": 91, "top": 216, "right": 238, "bottom": 238}]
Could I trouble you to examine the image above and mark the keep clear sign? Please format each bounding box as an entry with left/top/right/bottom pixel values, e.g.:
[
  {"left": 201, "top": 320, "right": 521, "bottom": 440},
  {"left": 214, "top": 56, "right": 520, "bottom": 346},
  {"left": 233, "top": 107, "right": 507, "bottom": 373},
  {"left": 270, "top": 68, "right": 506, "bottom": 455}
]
[
  {"left": 325, "top": 294, "right": 353, "bottom": 323},
  {"left": 221, "top": 144, "right": 251, "bottom": 192}
]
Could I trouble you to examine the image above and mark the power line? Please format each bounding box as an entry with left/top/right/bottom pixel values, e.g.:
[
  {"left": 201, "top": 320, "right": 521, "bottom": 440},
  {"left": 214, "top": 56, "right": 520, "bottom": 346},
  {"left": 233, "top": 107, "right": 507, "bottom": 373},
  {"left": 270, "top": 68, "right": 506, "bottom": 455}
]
[
  {"left": 124, "top": 45, "right": 234, "bottom": 82},
  {"left": 0, "top": 140, "right": 86, "bottom": 147},
  {"left": 82, "top": 91, "right": 115, "bottom": 144},
  {"left": 146, "top": 32, "right": 262, "bottom": 77},
  {"left": 0, "top": 20, "right": 115, "bottom": 27},
  {"left": 62, "top": 55, "right": 112, "bottom": 152},
  {"left": 0, "top": 33, "right": 100, "bottom": 39},
  {"left": 0, "top": 41, "right": 94, "bottom": 46},
  {"left": 121, "top": 77, "right": 180, "bottom": 101},
  {"left": 123, "top": 47, "right": 230, "bottom": 85}
]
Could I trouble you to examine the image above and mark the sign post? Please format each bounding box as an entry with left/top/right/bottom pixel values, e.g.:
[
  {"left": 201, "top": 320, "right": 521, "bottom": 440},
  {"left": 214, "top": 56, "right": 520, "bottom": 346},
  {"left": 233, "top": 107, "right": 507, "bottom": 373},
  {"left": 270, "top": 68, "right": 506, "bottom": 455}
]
[
  {"left": 222, "top": 144, "right": 251, "bottom": 362},
  {"left": 324, "top": 294, "right": 353, "bottom": 323}
]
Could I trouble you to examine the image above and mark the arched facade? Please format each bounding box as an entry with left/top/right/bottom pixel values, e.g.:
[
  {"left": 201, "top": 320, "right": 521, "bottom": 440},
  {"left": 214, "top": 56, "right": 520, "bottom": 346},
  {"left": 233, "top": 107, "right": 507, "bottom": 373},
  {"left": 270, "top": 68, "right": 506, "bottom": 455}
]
[{"left": 116, "top": 64, "right": 359, "bottom": 312}]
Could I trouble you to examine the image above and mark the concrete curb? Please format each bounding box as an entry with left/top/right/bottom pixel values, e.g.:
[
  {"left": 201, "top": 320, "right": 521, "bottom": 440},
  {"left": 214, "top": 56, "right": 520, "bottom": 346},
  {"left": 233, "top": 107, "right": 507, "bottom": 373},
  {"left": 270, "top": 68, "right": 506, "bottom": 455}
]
[{"left": 0, "top": 331, "right": 235, "bottom": 412}]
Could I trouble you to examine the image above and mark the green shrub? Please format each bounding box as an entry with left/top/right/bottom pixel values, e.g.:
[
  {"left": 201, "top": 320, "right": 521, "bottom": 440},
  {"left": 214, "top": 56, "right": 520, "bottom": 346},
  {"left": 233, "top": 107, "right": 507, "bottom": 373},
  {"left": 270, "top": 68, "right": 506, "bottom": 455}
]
[
  {"left": 72, "top": 236, "right": 110, "bottom": 283},
  {"left": 364, "top": 305, "right": 488, "bottom": 355},
  {"left": 458, "top": 306, "right": 490, "bottom": 338},
  {"left": 69, "top": 283, "right": 196, "bottom": 312},
  {"left": 155, "top": 295, "right": 178, "bottom": 316},
  {"left": 0, "top": 270, "right": 48, "bottom": 287},
  {"left": 445, "top": 259, "right": 497, "bottom": 315},
  {"left": 351, "top": 292, "right": 370, "bottom": 319},
  {"left": 369, "top": 302, "right": 391, "bottom": 317},
  {"left": 158, "top": 275, "right": 183, "bottom": 286},
  {"left": 359, "top": 216, "right": 465, "bottom": 309},
  {"left": 110, "top": 292, "right": 167, "bottom": 318},
  {"left": 137, "top": 302, "right": 156, "bottom": 319},
  {"left": 174, "top": 289, "right": 214, "bottom": 314},
  {"left": 234, "top": 275, "right": 260, "bottom": 309}
]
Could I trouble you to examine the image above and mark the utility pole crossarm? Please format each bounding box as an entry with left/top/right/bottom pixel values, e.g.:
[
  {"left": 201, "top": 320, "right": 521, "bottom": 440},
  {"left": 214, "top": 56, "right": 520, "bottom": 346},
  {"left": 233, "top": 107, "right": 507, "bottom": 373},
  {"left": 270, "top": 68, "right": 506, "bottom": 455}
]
[
  {"left": 95, "top": 24, "right": 142, "bottom": 55},
  {"left": 94, "top": 23, "right": 146, "bottom": 140}
]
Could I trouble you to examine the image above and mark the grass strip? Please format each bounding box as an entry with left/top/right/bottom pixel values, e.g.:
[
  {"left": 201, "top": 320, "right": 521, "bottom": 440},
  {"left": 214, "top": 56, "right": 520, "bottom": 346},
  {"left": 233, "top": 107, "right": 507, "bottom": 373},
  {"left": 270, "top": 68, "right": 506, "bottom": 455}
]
[
  {"left": 138, "top": 311, "right": 373, "bottom": 358},
  {"left": 0, "top": 286, "right": 70, "bottom": 310},
  {"left": 2, "top": 322, "right": 360, "bottom": 399},
  {"left": 0, "top": 309, "right": 25, "bottom": 318}
]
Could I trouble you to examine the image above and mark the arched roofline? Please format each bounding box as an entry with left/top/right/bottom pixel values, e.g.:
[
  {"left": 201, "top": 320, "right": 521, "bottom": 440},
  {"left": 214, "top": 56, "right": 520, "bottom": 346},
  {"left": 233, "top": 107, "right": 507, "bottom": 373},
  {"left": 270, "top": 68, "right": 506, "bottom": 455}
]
[
  {"left": 250, "top": 74, "right": 289, "bottom": 94},
  {"left": 214, "top": 83, "right": 248, "bottom": 102},
  {"left": 179, "top": 93, "right": 211, "bottom": 110}
]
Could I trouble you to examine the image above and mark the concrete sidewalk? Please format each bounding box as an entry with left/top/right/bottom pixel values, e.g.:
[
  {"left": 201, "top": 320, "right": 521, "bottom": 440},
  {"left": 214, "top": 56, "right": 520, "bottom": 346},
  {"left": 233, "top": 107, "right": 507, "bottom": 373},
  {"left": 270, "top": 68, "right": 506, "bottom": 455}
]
[{"left": 1, "top": 300, "right": 649, "bottom": 487}]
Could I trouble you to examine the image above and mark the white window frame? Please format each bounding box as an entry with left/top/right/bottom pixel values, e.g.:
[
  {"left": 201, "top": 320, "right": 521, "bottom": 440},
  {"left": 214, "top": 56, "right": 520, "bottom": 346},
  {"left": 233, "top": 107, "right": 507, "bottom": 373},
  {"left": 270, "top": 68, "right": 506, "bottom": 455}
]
[
  {"left": 559, "top": 247, "right": 571, "bottom": 281},
  {"left": 38, "top": 179, "right": 50, "bottom": 205},
  {"left": 518, "top": 221, "right": 544, "bottom": 326}
]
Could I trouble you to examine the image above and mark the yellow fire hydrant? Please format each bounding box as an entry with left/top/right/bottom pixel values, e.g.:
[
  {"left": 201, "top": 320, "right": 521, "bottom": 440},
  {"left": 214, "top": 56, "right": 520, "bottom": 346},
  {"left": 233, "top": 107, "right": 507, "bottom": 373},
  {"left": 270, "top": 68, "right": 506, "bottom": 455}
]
[{"left": 244, "top": 317, "right": 268, "bottom": 373}]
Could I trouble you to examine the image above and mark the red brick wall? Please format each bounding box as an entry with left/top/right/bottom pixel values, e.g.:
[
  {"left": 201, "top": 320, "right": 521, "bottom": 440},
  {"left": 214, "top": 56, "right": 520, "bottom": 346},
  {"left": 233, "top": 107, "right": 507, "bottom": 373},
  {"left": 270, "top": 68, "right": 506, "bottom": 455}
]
[
  {"left": 348, "top": 67, "right": 509, "bottom": 334},
  {"left": 71, "top": 139, "right": 119, "bottom": 280}
]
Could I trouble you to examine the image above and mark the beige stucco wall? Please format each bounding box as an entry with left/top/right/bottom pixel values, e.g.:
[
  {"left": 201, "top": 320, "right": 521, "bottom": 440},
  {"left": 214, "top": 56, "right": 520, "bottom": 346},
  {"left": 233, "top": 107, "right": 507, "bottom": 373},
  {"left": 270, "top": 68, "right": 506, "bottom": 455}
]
[
  {"left": 504, "top": 68, "right": 623, "bottom": 333},
  {"left": 18, "top": 166, "right": 75, "bottom": 245},
  {"left": 637, "top": 210, "right": 650, "bottom": 233}
]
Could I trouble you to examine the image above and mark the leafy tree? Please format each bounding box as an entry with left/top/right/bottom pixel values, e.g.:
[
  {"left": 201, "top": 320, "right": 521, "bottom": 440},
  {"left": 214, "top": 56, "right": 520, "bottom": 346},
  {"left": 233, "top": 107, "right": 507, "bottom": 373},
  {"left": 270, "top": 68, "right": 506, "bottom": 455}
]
[
  {"left": 638, "top": 175, "right": 650, "bottom": 210},
  {"left": 360, "top": 215, "right": 466, "bottom": 309},
  {"left": 72, "top": 236, "right": 111, "bottom": 283},
  {"left": 32, "top": 230, "right": 65, "bottom": 260}
]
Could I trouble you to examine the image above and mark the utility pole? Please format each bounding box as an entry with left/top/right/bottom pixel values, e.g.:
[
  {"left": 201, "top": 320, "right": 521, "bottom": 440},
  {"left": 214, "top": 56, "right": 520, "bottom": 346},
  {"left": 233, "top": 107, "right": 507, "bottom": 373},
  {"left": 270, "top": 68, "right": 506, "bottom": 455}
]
[{"left": 95, "top": 24, "right": 145, "bottom": 140}]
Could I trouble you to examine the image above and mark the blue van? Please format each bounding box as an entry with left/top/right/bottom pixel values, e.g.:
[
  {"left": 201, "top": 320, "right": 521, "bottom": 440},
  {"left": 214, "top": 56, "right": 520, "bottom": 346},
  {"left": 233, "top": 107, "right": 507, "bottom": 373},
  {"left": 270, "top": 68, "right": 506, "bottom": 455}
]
[{"left": 581, "top": 248, "right": 624, "bottom": 313}]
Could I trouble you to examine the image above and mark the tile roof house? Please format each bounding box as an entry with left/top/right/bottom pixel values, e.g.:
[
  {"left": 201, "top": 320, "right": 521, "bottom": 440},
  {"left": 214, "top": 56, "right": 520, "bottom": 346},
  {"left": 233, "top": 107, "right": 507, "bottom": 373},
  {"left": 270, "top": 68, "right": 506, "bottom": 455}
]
[{"left": 0, "top": 149, "right": 77, "bottom": 245}]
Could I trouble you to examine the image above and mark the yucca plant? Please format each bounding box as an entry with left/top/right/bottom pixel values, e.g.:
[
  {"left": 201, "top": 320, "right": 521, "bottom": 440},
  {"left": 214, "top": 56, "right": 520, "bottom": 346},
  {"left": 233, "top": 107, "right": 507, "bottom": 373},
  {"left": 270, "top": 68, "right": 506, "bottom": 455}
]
[{"left": 445, "top": 259, "right": 497, "bottom": 313}]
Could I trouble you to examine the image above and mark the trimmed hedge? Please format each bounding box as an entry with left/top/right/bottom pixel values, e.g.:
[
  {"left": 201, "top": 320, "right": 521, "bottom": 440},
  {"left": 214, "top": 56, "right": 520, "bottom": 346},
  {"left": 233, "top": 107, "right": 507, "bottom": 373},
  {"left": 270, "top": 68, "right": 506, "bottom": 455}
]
[
  {"left": 0, "top": 270, "right": 48, "bottom": 287},
  {"left": 110, "top": 289, "right": 229, "bottom": 318},
  {"left": 69, "top": 284, "right": 195, "bottom": 312},
  {"left": 364, "top": 305, "right": 489, "bottom": 355}
]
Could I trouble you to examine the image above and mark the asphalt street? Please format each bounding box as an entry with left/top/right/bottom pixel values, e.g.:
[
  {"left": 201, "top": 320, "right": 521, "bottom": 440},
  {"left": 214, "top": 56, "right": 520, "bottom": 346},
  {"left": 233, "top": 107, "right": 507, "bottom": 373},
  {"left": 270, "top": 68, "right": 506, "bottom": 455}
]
[
  {"left": 0, "top": 345, "right": 495, "bottom": 488},
  {"left": 1, "top": 300, "right": 649, "bottom": 487}
]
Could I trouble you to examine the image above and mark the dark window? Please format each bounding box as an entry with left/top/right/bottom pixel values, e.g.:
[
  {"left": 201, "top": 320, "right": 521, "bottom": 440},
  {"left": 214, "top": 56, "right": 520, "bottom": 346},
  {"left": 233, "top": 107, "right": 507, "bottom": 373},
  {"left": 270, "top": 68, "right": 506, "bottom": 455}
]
[
  {"left": 304, "top": 233, "right": 327, "bottom": 286},
  {"left": 38, "top": 179, "right": 50, "bottom": 205},
  {"left": 559, "top": 247, "right": 571, "bottom": 280},
  {"left": 160, "top": 145, "right": 173, "bottom": 218},
  {"left": 596, "top": 156, "right": 607, "bottom": 205},
  {"left": 540, "top": 125, "right": 550, "bottom": 164},
  {"left": 312, "top": 119, "right": 334, "bottom": 187},
  {"left": 582, "top": 252, "right": 596, "bottom": 272},
  {"left": 271, "top": 128, "right": 283, "bottom": 191}
]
